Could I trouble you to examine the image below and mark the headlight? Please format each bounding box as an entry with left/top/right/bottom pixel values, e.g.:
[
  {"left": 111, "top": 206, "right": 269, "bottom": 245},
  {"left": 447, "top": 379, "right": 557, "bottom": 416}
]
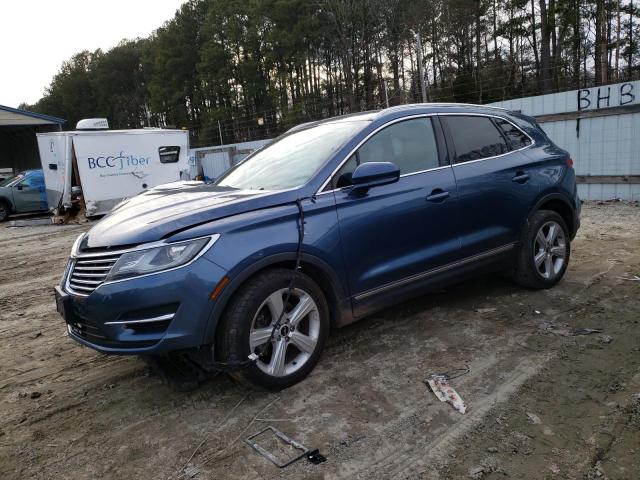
[{"left": 105, "top": 236, "right": 218, "bottom": 282}]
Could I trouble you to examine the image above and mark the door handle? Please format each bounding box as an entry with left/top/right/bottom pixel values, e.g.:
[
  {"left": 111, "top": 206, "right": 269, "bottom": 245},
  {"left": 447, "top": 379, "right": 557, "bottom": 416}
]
[
  {"left": 512, "top": 171, "right": 530, "bottom": 183},
  {"left": 426, "top": 189, "right": 450, "bottom": 202}
]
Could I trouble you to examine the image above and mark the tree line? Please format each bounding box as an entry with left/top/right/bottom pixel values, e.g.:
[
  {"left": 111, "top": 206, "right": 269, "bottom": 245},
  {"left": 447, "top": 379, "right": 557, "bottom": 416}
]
[{"left": 26, "top": 0, "right": 640, "bottom": 147}]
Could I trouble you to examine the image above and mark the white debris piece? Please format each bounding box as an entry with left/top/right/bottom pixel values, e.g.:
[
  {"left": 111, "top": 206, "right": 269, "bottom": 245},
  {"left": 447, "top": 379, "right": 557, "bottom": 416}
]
[
  {"left": 426, "top": 375, "right": 467, "bottom": 414},
  {"left": 526, "top": 412, "right": 542, "bottom": 424}
]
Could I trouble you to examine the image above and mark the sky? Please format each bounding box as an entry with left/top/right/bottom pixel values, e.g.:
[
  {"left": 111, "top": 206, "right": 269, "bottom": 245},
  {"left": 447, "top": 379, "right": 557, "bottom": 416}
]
[{"left": 0, "top": 0, "right": 187, "bottom": 108}]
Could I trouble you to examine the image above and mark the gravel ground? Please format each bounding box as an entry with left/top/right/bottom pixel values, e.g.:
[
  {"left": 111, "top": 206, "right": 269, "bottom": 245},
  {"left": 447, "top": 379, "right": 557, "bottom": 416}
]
[{"left": 0, "top": 202, "right": 638, "bottom": 479}]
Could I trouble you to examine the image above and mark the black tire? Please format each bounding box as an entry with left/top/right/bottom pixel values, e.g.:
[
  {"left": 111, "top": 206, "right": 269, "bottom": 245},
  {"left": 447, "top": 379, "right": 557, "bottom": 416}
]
[
  {"left": 513, "top": 209, "right": 571, "bottom": 289},
  {"left": 216, "top": 268, "right": 330, "bottom": 390},
  {"left": 0, "top": 200, "right": 10, "bottom": 222}
]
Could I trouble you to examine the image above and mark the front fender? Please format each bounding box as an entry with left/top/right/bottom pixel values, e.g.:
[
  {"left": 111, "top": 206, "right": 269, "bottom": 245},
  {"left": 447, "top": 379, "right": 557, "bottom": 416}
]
[
  {"left": 201, "top": 251, "right": 349, "bottom": 346},
  {"left": 0, "top": 192, "right": 14, "bottom": 212}
]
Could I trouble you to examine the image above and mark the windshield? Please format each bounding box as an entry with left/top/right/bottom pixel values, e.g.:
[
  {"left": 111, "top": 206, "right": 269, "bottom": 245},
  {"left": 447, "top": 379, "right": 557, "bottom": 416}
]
[
  {"left": 0, "top": 173, "right": 24, "bottom": 187},
  {"left": 216, "top": 120, "right": 368, "bottom": 190}
]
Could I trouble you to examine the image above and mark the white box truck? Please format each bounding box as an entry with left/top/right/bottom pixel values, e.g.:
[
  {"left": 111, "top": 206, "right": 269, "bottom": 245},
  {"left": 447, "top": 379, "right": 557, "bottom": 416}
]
[{"left": 37, "top": 119, "right": 191, "bottom": 217}]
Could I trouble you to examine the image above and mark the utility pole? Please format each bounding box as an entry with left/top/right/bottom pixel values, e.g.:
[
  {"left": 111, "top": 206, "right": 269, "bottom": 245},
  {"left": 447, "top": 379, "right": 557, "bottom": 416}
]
[
  {"left": 144, "top": 103, "right": 151, "bottom": 127},
  {"left": 631, "top": 0, "right": 634, "bottom": 79},
  {"left": 415, "top": 31, "right": 427, "bottom": 103},
  {"left": 384, "top": 78, "right": 390, "bottom": 108},
  {"left": 217, "top": 120, "right": 224, "bottom": 145}
]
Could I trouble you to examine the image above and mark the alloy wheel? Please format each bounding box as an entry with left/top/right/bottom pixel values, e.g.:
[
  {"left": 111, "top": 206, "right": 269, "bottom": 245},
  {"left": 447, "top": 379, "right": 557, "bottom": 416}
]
[
  {"left": 249, "top": 287, "right": 320, "bottom": 377},
  {"left": 533, "top": 220, "right": 567, "bottom": 280}
]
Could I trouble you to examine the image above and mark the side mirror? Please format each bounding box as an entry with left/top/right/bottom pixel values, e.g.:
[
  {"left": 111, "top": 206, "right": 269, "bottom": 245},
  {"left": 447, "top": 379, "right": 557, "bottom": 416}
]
[
  {"left": 350, "top": 162, "right": 400, "bottom": 194},
  {"left": 16, "top": 183, "right": 24, "bottom": 191},
  {"left": 159, "top": 146, "right": 180, "bottom": 164}
]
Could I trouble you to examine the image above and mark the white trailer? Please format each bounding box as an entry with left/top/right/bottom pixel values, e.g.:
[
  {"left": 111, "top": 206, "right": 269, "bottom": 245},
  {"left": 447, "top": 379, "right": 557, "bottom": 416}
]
[{"left": 37, "top": 122, "right": 190, "bottom": 217}]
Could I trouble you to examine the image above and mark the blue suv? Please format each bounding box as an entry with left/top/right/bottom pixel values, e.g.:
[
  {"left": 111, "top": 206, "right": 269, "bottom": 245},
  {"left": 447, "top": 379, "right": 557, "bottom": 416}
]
[{"left": 55, "top": 104, "right": 580, "bottom": 389}]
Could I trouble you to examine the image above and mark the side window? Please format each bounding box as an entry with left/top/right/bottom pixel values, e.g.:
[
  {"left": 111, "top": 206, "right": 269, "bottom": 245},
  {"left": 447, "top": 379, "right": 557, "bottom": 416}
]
[
  {"left": 444, "top": 116, "right": 509, "bottom": 163},
  {"left": 494, "top": 118, "right": 532, "bottom": 150},
  {"left": 359, "top": 118, "right": 439, "bottom": 174},
  {"left": 329, "top": 118, "right": 440, "bottom": 189},
  {"left": 17, "top": 175, "right": 33, "bottom": 187},
  {"left": 332, "top": 154, "right": 358, "bottom": 189},
  {"left": 20, "top": 174, "right": 36, "bottom": 187},
  {"left": 6, "top": 173, "right": 25, "bottom": 187}
]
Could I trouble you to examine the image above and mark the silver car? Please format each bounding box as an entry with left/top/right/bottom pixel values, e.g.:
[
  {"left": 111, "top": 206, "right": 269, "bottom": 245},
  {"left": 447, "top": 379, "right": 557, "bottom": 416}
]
[{"left": 0, "top": 169, "right": 49, "bottom": 221}]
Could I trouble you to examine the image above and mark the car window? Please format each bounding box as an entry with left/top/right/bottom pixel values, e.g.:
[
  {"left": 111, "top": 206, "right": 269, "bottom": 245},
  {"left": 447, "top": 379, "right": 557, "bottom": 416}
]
[
  {"left": 0, "top": 173, "right": 24, "bottom": 187},
  {"left": 329, "top": 118, "right": 439, "bottom": 189},
  {"left": 331, "top": 155, "right": 359, "bottom": 189},
  {"left": 20, "top": 175, "right": 36, "bottom": 187},
  {"left": 20, "top": 172, "right": 43, "bottom": 187},
  {"left": 494, "top": 118, "right": 532, "bottom": 150},
  {"left": 444, "top": 116, "right": 509, "bottom": 163}
]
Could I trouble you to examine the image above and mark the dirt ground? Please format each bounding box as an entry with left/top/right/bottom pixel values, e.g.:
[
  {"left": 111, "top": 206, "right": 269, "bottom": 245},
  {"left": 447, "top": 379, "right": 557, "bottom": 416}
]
[{"left": 0, "top": 202, "right": 639, "bottom": 480}]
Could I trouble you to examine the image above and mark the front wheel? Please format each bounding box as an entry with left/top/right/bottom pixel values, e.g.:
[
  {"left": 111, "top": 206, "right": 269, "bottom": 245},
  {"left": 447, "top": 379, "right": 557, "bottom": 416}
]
[
  {"left": 216, "top": 269, "right": 329, "bottom": 390},
  {"left": 513, "top": 210, "right": 571, "bottom": 289},
  {"left": 0, "top": 200, "right": 10, "bottom": 222}
]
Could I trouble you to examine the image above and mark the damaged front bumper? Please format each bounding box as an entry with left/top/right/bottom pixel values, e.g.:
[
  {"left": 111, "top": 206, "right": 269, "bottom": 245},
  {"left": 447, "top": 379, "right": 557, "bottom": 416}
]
[{"left": 54, "top": 256, "right": 227, "bottom": 355}]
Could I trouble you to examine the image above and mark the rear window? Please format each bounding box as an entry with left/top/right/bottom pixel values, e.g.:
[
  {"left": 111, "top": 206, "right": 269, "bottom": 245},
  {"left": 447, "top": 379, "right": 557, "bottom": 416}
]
[
  {"left": 443, "top": 116, "right": 509, "bottom": 163},
  {"left": 494, "top": 118, "right": 532, "bottom": 150}
]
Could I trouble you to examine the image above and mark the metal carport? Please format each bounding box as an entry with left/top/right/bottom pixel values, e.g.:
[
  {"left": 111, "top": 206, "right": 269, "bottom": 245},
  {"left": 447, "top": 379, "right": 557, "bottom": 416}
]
[{"left": 0, "top": 104, "right": 65, "bottom": 174}]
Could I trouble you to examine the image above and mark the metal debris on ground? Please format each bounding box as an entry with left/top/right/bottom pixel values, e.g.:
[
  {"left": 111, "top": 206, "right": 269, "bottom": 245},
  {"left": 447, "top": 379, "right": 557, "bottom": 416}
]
[
  {"left": 182, "top": 465, "right": 202, "bottom": 478},
  {"left": 543, "top": 324, "right": 604, "bottom": 337},
  {"left": 306, "top": 449, "right": 327, "bottom": 464},
  {"left": 616, "top": 275, "right": 640, "bottom": 281},
  {"left": 243, "top": 426, "right": 326, "bottom": 468},
  {"left": 568, "top": 328, "right": 603, "bottom": 336},
  {"left": 424, "top": 367, "right": 469, "bottom": 414}
]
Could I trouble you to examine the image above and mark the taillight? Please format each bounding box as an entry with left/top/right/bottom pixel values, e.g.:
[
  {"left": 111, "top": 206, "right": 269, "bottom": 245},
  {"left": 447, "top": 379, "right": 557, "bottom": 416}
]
[{"left": 567, "top": 157, "right": 574, "bottom": 168}]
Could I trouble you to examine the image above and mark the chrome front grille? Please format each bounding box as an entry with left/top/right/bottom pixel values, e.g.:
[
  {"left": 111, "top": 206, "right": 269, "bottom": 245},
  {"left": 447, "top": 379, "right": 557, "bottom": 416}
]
[{"left": 67, "top": 254, "right": 121, "bottom": 294}]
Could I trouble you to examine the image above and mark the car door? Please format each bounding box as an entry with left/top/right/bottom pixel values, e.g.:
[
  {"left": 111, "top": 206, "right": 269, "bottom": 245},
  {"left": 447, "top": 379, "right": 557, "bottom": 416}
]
[
  {"left": 327, "top": 116, "right": 461, "bottom": 315},
  {"left": 13, "top": 171, "right": 46, "bottom": 213},
  {"left": 440, "top": 114, "right": 539, "bottom": 259}
]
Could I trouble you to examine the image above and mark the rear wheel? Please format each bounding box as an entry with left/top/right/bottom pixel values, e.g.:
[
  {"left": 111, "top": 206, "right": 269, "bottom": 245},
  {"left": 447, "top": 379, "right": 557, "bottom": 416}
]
[
  {"left": 513, "top": 210, "right": 570, "bottom": 289},
  {"left": 216, "top": 269, "right": 329, "bottom": 390}
]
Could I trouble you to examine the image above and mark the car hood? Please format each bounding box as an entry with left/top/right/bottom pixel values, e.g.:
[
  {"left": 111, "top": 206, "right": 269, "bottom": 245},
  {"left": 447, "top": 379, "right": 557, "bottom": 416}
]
[{"left": 81, "top": 181, "right": 291, "bottom": 249}]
